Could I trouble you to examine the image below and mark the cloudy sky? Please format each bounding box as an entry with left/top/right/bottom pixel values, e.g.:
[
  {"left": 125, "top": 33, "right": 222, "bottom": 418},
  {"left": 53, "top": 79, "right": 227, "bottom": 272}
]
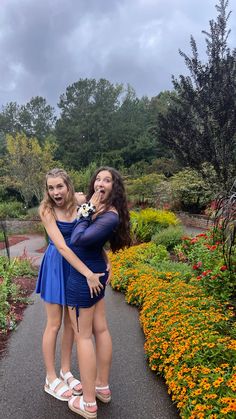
[{"left": 1, "top": 0, "right": 236, "bottom": 110}]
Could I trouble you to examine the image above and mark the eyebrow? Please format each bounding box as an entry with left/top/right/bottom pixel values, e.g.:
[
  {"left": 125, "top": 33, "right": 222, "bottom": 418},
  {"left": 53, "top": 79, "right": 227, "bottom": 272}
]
[
  {"left": 96, "top": 176, "right": 112, "bottom": 180},
  {"left": 48, "top": 182, "right": 64, "bottom": 187}
]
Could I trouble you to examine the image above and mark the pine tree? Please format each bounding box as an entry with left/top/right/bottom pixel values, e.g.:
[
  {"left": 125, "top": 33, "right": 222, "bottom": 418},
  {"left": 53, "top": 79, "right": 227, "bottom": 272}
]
[{"left": 158, "top": 0, "right": 236, "bottom": 190}]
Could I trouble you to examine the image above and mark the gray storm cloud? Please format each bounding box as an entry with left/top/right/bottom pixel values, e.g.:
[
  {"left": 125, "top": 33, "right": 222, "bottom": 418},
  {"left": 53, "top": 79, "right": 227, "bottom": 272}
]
[{"left": 0, "top": 0, "right": 235, "bottom": 107}]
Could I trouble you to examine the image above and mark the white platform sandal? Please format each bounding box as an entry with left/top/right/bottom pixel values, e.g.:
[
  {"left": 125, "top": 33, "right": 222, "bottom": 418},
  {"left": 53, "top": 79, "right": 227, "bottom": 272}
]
[
  {"left": 44, "top": 377, "right": 72, "bottom": 401},
  {"left": 60, "top": 370, "right": 83, "bottom": 395},
  {"left": 95, "top": 385, "right": 111, "bottom": 403},
  {"left": 68, "top": 395, "right": 97, "bottom": 419}
]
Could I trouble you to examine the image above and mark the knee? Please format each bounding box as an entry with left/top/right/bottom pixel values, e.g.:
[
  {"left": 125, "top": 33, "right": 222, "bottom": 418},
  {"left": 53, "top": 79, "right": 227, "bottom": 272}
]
[
  {"left": 78, "top": 327, "right": 93, "bottom": 341},
  {"left": 93, "top": 323, "right": 109, "bottom": 336},
  {"left": 46, "top": 321, "right": 61, "bottom": 334}
]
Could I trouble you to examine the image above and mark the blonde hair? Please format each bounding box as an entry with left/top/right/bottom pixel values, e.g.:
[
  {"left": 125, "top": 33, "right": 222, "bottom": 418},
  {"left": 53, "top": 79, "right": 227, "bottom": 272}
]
[{"left": 39, "top": 168, "right": 77, "bottom": 217}]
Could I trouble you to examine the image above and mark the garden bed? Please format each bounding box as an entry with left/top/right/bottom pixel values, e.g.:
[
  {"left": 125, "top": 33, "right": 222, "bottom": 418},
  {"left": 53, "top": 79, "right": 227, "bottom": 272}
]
[
  {"left": 0, "top": 275, "right": 36, "bottom": 358},
  {"left": 109, "top": 243, "right": 236, "bottom": 418}
]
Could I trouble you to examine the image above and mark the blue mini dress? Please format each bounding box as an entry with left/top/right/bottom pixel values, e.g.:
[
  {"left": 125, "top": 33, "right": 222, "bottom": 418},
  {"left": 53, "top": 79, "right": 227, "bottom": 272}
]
[
  {"left": 36, "top": 219, "right": 77, "bottom": 305},
  {"left": 66, "top": 211, "right": 119, "bottom": 311}
]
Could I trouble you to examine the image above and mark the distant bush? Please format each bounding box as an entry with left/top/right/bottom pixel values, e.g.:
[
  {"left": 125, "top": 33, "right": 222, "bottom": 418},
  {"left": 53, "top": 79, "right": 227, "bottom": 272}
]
[
  {"left": 22, "top": 206, "right": 40, "bottom": 220},
  {"left": 130, "top": 208, "right": 179, "bottom": 243},
  {"left": 169, "top": 167, "right": 217, "bottom": 213},
  {"left": 0, "top": 201, "right": 27, "bottom": 219},
  {"left": 126, "top": 173, "right": 164, "bottom": 206},
  {"left": 152, "top": 225, "right": 184, "bottom": 250}
]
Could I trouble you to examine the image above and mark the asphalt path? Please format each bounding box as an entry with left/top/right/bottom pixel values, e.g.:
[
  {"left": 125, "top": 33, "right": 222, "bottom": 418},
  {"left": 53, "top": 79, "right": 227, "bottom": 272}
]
[{"left": 0, "top": 235, "right": 179, "bottom": 419}]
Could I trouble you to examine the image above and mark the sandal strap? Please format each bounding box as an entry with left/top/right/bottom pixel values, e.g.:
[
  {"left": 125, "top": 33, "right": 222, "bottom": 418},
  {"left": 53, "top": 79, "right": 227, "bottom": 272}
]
[
  {"left": 68, "top": 378, "right": 81, "bottom": 389},
  {"left": 60, "top": 370, "right": 73, "bottom": 381},
  {"left": 81, "top": 396, "right": 97, "bottom": 408},
  {"left": 56, "top": 383, "right": 71, "bottom": 397},
  {"left": 47, "top": 377, "right": 61, "bottom": 391},
  {"left": 96, "top": 385, "right": 110, "bottom": 391},
  {"left": 46, "top": 377, "right": 70, "bottom": 396}
]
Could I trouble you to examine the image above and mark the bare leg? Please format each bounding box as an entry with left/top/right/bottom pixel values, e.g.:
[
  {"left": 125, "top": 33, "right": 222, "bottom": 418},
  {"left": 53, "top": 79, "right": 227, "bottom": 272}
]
[
  {"left": 68, "top": 306, "right": 97, "bottom": 414},
  {"left": 61, "top": 307, "right": 82, "bottom": 393},
  {"left": 42, "top": 303, "right": 71, "bottom": 397},
  {"left": 61, "top": 306, "right": 74, "bottom": 372},
  {"left": 93, "top": 299, "right": 112, "bottom": 387}
]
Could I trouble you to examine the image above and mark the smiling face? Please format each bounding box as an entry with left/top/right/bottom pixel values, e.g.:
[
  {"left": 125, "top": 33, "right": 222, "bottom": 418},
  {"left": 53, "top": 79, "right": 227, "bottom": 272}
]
[
  {"left": 94, "top": 170, "right": 113, "bottom": 203},
  {"left": 47, "top": 176, "right": 68, "bottom": 207}
]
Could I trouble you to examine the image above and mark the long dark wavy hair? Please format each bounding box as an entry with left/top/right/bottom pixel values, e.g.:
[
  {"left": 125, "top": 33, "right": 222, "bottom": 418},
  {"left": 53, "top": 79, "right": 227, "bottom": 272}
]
[{"left": 87, "top": 166, "right": 131, "bottom": 252}]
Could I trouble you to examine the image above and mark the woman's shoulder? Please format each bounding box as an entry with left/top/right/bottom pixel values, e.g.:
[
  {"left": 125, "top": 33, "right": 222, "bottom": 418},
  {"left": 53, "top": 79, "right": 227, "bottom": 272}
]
[
  {"left": 39, "top": 205, "right": 53, "bottom": 221},
  {"left": 101, "top": 209, "right": 119, "bottom": 217},
  {"left": 107, "top": 206, "right": 118, "bottom": 215}
]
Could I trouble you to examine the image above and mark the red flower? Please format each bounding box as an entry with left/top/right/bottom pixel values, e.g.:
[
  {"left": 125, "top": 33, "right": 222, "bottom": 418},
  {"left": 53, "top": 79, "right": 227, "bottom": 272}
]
[
  {"left": 210, "top": 245, "right": 217, "bottom": 251},
  {"left": 193, "top": 261, "right": 202, "bottom": 270},
  {"left": 220, "top": 265, "right": 227, "bottom": 271}
]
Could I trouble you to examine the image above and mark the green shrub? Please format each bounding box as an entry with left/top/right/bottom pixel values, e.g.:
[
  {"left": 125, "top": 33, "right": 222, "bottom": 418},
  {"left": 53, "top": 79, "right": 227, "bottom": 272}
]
[
  {"left": 0, "top": 201, "right": 27, "bottom": 219},
  {"left": 0, "top": 256, "right": 36, "bottom": 330},
  {"left": 22, "top": 206, "right": 40, "bottom": 220},
  {"left": 152, "top": 225, "right": 184, "bottom": 250},
  {"left": 175, "top": 232, "right": 236, "bottom": 301},
  {"left": 126, "top": 173, "right": 165, "bottom": 205},
  {"left": 170, "top": 167, "right": 216, "bottom": 213},
  {"left": 146, "top": 245, "right": 169, "bottom": 265},
  {"left": 149, "top": 258, "right": 193, "bottom": 282},
  {"left": 130, "top": 208, "right": 179, "bottom": 243}
]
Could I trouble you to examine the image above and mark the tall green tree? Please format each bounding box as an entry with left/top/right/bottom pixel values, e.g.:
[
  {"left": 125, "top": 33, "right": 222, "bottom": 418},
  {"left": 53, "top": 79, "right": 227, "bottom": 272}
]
[
  {"left": 19, "top": 96, "right": 56, "bottom": 144},
  {"left": 3, "top": 133, "right": 56, "bottom": 206},
  {"left": 0, "top": 102, "right": 21, "bottom": 135},
  {"left": 108, "top": 87, "right": 158, "bottom": 167},
  {"left": 55, "top": 78, "right": 123, "bottom": 169},
  {"left": 157, "top": 0, "right": 236, "bottom": 190},
  {"left": 0, "top": 97, "right": 56, "bottom": 145}
]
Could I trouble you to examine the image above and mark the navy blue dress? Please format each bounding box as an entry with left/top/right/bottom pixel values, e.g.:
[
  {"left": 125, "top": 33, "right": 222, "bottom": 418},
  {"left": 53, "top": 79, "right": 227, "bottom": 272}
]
[
  {"left": 36, "top": 219, "right": 77, "bottom": 305},
  {"left": 66, "top": 211, "right": 119, "bottom": 310}
]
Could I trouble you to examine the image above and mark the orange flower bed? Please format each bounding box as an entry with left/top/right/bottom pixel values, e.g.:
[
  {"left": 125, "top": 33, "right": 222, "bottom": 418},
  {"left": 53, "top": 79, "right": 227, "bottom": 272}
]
[{"left": 110, "top": 243, "right": 236, "bottom": 418}]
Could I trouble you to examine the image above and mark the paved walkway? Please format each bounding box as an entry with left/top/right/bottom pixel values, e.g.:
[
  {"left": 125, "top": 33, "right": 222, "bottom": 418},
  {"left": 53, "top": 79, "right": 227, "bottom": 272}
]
[
  {"left": 0, "top": 234, "right": 45, "bottom": 266},
  {"left": 0, "top": 234, "right": 179, "bottom": 418}
]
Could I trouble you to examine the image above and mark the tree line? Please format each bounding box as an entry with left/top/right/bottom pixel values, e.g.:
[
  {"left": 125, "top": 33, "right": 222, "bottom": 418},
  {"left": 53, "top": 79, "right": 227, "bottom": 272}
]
[{"left": 0, "top": 0, "right": 235, "bottom": 207}]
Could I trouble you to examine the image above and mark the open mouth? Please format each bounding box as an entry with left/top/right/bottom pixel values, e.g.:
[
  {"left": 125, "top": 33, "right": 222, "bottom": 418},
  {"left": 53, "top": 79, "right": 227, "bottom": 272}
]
[
  {"left": 54, "top": 196, "right": 63, "bottom": 204},
  {"left": 96, "top": 188, "right": 105, "bottom": 195}
]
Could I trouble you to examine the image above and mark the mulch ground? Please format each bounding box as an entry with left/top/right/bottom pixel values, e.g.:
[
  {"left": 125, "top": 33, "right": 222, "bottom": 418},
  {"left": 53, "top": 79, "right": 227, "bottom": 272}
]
[
  {"left": 36, "top": 245, "right": 47, "bottom": 253},
  {"left": 0, "top": 235, "right": 29, "bottom": 250},
  {"left": 0, "top": 276, "right": 36, "bottom": 359}
]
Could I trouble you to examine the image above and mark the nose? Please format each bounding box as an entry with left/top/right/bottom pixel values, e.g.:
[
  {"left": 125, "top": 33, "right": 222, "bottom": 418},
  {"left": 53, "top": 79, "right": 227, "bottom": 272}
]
[{"left": 97, "top": 180, "right": 104, "bottom": 188}]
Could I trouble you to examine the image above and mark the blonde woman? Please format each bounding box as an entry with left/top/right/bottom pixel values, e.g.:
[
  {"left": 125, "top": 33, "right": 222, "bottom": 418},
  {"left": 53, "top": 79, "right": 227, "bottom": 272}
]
[{"left": 36, "top": 168, "right": 105, "bottom": 402}]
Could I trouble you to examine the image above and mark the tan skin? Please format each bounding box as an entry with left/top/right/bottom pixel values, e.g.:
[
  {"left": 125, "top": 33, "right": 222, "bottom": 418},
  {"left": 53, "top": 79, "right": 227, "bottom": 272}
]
[
  {"left": 41, "top": 176, "right": 107, "bottom": 397},
  {"left": 68, "top": 170, "right": 117, "bottom": 414}
]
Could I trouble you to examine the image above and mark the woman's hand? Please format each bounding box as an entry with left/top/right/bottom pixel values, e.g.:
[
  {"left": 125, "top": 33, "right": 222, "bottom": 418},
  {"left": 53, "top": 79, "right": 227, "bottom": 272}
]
[
  {"left": 75, "top": 192, "right": 86, "bottom": 206},
  {"left": 86, "top": 272, "right": 105, "bottom": 298},
  {"left": 89, "top": 191, "right": 104, "bottom": 214}
]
